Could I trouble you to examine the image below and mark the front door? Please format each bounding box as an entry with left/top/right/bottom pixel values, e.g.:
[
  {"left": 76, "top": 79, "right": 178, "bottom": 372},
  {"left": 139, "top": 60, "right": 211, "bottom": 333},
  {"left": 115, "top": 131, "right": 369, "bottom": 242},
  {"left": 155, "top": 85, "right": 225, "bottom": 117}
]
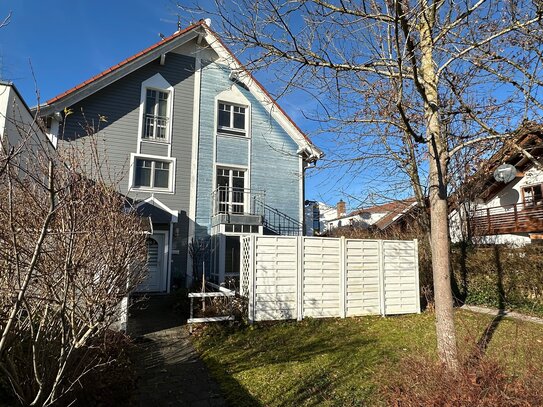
[{"left": 137, "top": 232, "right": 167, "bottom": 292}]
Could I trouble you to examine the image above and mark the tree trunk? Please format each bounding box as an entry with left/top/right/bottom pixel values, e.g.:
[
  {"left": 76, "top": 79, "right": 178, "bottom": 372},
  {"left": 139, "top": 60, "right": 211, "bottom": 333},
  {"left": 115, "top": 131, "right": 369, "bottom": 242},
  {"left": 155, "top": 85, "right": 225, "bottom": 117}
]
[{"left": 419, "top": 11, "right": 459, "bottom": 371}]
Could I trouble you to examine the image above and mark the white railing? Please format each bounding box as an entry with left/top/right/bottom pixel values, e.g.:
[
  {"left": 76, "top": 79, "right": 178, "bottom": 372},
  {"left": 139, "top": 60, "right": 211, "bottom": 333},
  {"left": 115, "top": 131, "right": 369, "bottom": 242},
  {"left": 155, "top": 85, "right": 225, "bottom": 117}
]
[
  {"left": 143, "top": 114, "right": 168, "bottom": 140},
  {"left": 187, "top": 282, "right": 236, "bottom": 333}
]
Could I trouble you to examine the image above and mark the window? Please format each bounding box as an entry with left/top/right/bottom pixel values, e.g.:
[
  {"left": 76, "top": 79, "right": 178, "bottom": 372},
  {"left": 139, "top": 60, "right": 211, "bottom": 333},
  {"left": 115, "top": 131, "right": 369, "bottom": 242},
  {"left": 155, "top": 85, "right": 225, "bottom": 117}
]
[
  {"left": 143, "top": 89, "right": 169, "bottom": 141},
  {"left": 217, "top": 102, "right": 246, "bottom": 135},
  {"left": 215, "top": 168, "right": 246, "bottom": 214},
  {"left": 133, "top": 158, "right": 172, "bottom": 190},
  {"left": 312, "top": 205, "right": 320, "bottom": 233},
  {"left": 224, "top": 224, "right": 259, "bottom": 233},
  {"left": 523, "top": 184, "right": 543, "bottom": 207}
]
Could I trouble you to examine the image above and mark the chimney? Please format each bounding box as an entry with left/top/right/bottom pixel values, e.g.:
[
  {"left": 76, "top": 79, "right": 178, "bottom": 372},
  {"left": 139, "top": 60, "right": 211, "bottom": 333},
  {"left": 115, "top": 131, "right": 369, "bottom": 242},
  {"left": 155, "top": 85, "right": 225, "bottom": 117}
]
[{"left": 336, "top": 199, "right": 346, "bottom": 218}]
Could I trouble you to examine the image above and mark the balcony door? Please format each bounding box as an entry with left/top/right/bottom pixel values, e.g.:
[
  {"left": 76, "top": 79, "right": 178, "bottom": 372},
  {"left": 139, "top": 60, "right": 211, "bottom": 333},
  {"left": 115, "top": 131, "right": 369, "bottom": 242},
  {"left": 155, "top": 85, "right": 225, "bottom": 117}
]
[{"left": 216, "top": 168, "right": 246, "bottom": 214}]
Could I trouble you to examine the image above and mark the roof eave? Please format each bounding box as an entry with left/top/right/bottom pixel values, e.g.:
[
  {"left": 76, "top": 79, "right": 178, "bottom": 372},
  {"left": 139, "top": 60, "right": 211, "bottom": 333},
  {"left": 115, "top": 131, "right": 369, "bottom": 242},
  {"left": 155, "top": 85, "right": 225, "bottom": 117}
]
[
  {"left": 37, "top": 24, "right": 205, "bottom": 116},
  {"left": 201, "top": 25, "right": 322, "bottom": 159}
]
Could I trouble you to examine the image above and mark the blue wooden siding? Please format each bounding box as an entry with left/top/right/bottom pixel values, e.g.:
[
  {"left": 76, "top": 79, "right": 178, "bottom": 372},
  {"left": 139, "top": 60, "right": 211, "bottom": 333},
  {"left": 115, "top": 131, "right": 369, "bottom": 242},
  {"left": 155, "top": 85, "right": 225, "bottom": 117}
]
[
  {"left": 216, "top": 135, "right": 249, "bottom": 166},
  {"left": 195, "top": 61, "right": 301, "bottom": 237}
]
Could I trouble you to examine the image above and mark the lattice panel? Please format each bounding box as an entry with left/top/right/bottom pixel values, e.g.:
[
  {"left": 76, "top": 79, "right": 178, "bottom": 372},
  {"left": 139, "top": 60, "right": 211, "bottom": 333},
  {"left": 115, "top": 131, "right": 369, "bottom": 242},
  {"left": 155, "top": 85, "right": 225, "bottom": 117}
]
[{"left": 240, "top": 236, "right": 251, "bottom": 297}]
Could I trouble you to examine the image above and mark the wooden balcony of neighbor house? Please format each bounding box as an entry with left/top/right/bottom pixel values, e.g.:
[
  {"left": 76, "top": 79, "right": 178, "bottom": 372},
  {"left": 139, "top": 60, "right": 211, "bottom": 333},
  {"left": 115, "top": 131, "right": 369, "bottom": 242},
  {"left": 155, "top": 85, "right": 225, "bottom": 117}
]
[
  {"left": 211, "top": 186, "right": 303, "bottom": 235},
  {"left": 470, "top": 202, "right": 543, "bottom": 235}
]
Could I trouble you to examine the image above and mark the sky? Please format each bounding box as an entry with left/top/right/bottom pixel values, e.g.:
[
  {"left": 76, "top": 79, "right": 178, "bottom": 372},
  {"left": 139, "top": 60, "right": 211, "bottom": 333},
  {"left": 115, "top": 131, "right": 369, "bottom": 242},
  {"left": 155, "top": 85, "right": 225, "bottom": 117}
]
[{"left": 0, "top": 0, "right": 370, "bottom": 209}]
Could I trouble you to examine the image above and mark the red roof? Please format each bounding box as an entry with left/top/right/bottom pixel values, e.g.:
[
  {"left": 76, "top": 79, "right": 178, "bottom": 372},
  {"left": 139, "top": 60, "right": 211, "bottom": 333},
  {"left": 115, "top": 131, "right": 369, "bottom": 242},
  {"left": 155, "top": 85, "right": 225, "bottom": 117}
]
[
  {"left": 338, "top": 198, "right": 418, "bottom": 230},
  {"left": 44, "top": 21, "right": 320, "bottom": 154},
  {"left": 46, "top": 21, "right": 204, "bottom": 105}
]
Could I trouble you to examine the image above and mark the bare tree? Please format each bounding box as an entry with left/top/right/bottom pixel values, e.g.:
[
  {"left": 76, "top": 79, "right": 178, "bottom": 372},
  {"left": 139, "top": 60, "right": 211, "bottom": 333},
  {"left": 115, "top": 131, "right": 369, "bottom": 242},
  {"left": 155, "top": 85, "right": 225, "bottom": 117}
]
[
  {"left": 185, "top": 0, "right": 543, "bottom": 370},
  {"left": 0, "top": 100, "right": 147, "bottom": 405}
]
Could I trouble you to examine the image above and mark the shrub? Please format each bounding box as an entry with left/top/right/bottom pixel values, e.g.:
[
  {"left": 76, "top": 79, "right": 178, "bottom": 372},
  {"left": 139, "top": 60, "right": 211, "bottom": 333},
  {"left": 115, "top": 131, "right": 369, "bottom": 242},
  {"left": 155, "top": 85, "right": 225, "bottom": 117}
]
[
  {"left": 383, "top": 355, "right": 543, "bottom": 406},
  {"left": 451, "top": 245, "right": 543, "bottom": 315},
  {"left": 0, "top": 119, "right": 147, "bottom": 405}
]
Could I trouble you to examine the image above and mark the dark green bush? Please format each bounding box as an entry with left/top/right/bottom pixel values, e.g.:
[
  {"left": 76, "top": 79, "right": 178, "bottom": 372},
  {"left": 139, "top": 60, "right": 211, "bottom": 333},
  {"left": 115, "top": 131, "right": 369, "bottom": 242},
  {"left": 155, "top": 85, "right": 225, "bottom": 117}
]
[{"left": 451, "top": 245, "right": 543, "bottom": 316}]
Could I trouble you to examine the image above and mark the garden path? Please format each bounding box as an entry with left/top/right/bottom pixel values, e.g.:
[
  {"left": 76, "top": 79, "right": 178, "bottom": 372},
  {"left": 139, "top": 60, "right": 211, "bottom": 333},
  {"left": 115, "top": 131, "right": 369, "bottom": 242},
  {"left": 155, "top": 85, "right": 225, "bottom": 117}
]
[
  {"left": 128, "top": 295, "right": 227, "bottom": 407},
  {"left": 462, "top": 304, "right": 543, "bottom": 325}
]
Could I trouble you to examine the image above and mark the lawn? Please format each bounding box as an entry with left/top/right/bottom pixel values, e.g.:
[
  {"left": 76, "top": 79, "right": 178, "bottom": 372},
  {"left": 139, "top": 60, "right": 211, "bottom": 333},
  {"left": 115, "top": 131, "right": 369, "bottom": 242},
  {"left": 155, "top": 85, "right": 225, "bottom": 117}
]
[{"left": 192, "top": 310, "right": 543, "bottom": 406}]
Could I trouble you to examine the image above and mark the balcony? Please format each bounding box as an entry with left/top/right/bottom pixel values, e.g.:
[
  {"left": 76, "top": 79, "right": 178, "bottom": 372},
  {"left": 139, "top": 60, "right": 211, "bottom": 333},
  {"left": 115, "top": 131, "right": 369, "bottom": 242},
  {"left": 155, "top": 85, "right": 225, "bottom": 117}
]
[
  {"left": 211, "top": 186, "right": 264, "bottom": 227},
  {"left": 470, "top": 202, "right": 543, "bottom": 235},
  {"left": 211, "top": 186, "right": 303, "bottom": 235}
]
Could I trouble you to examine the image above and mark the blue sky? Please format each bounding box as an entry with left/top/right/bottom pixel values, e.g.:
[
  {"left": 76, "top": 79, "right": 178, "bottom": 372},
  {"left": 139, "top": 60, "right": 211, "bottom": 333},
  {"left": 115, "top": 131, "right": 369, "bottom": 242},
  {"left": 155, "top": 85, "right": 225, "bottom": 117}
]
[{"left": 0, "top": 0, "right": 368, "bottom": 208}]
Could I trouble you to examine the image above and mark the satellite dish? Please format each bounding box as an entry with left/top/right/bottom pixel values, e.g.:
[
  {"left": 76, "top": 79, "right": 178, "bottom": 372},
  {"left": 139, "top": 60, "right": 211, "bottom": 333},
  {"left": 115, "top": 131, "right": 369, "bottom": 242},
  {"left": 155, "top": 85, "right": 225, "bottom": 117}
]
[{"left": 493, "top": 164, "right": 517, "bottom": 183}]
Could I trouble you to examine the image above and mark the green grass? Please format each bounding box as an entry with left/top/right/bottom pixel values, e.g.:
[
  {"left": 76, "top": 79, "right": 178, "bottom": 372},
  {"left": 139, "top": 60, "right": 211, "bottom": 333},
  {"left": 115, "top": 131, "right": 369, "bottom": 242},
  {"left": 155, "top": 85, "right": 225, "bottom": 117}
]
[{"left": 193, "top": 310, "right": 543, "bottom": 406}]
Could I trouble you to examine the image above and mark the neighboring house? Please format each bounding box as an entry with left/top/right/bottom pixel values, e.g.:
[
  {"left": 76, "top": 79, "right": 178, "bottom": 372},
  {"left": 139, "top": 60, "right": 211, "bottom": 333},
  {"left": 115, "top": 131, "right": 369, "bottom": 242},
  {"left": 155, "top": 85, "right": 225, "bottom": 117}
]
[
  {"left": 327, "top": 198, "right": 418, "bottom": 232},
  {"left": 34, "top": 20, "right": 322, "bottom": 291},
  {"left": 0, "top": 81, "right": 54, "bottom": 156},
  {"left": 450, "top": 125, "right": 543, "bottom": 245},
  {"left": 304, "top": 200, "right": 337, "bottom": 235}
]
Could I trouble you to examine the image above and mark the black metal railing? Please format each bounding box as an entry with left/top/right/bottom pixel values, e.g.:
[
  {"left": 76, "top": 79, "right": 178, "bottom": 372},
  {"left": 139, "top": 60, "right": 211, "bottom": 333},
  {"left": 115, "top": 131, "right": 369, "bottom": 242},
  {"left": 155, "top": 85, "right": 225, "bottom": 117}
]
[
  {"left": 211, "top": 186, "right": 303, "bottom": 235},
  {"left": 253, "top": 198, "right": 303, "bottom": 236}
]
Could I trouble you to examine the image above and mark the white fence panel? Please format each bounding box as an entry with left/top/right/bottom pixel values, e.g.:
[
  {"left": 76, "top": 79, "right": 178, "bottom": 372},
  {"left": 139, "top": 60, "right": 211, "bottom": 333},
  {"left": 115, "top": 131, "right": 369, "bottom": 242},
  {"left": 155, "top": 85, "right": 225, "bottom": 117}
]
[
  {"left": 242, "top": 236, "right": 420, "bottom": 322},
  {"left": 302, "top": 237, "right": 341, "bottom": 318},
  {"left": 252, "top": 236, "right": 298, "bottom": 321},
  {"left": 345, "top": 239, "right": 381, "bottom": 316},
  {"left": 382, "top": 240, "right": 420, "bottom": 315}
]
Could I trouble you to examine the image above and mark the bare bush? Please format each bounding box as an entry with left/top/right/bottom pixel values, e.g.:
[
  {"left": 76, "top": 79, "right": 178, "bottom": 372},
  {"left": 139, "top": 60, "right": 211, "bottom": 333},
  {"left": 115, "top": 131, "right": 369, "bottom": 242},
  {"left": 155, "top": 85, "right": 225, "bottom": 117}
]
[
  {"left": 0, "top": 111, "right": 147, "bottom": 405},
  {"left": 383, "top": 355, "right": 543, "bottom": 406}
]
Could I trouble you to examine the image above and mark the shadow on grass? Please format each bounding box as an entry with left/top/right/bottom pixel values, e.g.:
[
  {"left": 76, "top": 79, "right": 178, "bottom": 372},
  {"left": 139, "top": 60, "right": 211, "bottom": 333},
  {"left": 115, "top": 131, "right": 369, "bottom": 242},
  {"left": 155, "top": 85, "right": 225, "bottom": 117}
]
[
  {"left": 473, "top": 246, "right": 507, "bottom": 359},
  {"left": 197, "top": 319, "right": 385, "bottom": 406}
]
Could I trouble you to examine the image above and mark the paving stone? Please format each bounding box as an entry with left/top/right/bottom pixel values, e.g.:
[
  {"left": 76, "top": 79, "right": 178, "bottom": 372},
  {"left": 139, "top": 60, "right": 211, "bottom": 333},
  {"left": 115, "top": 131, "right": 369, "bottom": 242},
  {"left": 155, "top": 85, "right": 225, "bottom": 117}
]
[{"left": 127, "top": 295, "right": 227, "bottom": 406}]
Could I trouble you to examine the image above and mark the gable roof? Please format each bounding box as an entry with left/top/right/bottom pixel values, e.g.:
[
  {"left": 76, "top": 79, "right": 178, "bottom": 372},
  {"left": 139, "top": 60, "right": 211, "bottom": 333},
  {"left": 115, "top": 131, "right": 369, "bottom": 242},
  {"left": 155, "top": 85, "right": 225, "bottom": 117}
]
[
  {"left": 463, "top": 123, "right": 543, "bottom": 202},
  {"left": 38, "top": 20, "right": 323, "bottom": 161},
  {"left": 332, "top": 198, "right": 418, "bottom": 230}
]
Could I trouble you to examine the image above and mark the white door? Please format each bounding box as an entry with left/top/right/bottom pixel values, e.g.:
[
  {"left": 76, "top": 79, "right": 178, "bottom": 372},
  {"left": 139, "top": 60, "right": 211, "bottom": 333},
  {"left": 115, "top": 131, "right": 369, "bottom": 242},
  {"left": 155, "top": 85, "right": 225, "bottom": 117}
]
[{"left": 137, "top": 233, "right": 167, "bottom": 292}]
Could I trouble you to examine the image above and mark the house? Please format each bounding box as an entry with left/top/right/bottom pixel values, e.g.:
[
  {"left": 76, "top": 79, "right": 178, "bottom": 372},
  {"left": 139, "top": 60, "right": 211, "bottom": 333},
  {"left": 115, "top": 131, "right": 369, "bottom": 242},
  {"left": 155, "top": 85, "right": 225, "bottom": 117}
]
[
  {"left": 35, "top": 20, "right": 323, "bottom": 291},
  {"left": 304, "top": 200, "right": 337, "bottom": 235},
  {"left": 327, "top": 198, "right": 418, "bottom": 232},
  {"left": 449, "top": 124, "right": 543, "bottom": 245},
  {"left": 0, "top": 81, "right": 54, "bottom": 156}
]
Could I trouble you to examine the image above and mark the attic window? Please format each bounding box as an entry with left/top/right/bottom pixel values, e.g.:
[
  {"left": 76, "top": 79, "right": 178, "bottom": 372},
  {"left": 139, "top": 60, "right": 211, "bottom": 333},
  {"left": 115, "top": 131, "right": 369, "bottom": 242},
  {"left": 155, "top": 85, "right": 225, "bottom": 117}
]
[
  {"left": 143, "top": 89, "right": 169, "bottom": 141},
  {"left": 217, "top": 102, "right": 246, "bottom": 136}
]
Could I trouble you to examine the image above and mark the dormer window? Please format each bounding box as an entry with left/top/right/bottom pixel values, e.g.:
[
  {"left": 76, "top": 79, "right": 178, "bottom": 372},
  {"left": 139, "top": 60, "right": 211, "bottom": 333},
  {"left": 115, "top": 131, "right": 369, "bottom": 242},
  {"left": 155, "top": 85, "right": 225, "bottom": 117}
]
[
  {"left": 143, "top": 89, "right": 169, "bottom": 141},
  {"left": 217, "top": 102, "right": 246, "bottom": 136}
]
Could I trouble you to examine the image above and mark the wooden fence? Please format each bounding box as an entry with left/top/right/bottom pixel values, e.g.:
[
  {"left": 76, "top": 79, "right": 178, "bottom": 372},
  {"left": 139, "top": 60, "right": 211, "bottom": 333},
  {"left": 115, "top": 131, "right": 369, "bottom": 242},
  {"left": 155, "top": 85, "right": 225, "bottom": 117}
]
[{"left": 240, "top": 236, "right": 420, "bottom": 322}]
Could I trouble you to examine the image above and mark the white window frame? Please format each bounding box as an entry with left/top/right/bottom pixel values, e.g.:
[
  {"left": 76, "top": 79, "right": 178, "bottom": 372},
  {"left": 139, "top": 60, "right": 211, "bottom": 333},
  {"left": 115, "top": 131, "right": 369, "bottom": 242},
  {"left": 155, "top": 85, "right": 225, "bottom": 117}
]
[
  {"left": 214, "top": 87, "right": 251, "bottom": 139},
  {"left": 214, "top": 166, "right": 248, "bottom": 214},
  {"left": 128, "top": 153, "right": 176, "bottom": 194},
  {"left": 217, "top": 101, "right": 248, "bottom": 136},
  {"left": 137, "top": 74, "right": 174, "bottom": 148}
]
